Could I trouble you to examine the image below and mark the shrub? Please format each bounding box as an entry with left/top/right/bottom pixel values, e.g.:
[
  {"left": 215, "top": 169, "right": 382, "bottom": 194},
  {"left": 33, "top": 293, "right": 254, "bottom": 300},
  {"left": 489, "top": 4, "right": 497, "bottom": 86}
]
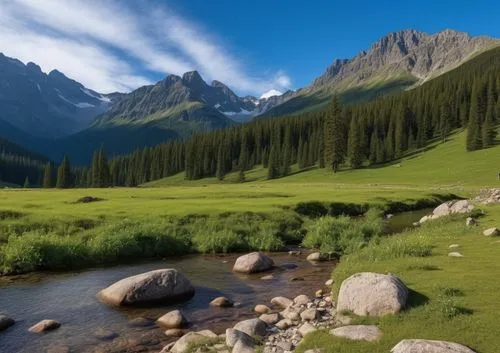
[
  {"left": 192, "top": 228, "right": 244, "bottom": 253},
  {"left": 247, "top": 221, "right": 284, "bottom": 251},
  {"left": 294, "top": 201, "right": 328, "bottom": 218},
  {"left": 303, "top": 215, "right": 382, "bottom": 257}
]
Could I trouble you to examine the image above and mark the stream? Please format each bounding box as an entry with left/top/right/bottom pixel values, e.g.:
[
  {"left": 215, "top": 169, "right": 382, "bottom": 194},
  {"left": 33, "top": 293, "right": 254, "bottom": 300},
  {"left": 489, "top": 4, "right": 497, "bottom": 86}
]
[{"left": 0, "top": 209, "right": 431, "bottom": 353}]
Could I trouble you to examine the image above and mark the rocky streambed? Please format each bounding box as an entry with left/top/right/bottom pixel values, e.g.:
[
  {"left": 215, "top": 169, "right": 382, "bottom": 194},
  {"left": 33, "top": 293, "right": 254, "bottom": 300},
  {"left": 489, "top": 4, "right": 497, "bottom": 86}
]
[{"left": 0, "top": 252, "right": 334, "bottom": 353}]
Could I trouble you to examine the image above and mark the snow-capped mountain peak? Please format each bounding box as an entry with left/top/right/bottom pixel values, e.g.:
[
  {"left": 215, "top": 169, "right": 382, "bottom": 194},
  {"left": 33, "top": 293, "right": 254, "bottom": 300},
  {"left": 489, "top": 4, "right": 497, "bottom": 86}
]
[{"left": 260, "top": 89, "right": 283, "bottom": 100}]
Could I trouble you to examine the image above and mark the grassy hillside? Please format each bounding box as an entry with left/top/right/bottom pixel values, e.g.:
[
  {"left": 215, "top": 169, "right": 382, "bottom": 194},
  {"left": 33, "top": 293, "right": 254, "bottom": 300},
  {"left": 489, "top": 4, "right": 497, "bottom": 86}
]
[{"left": 147, "top": 130, "right": 500, "bottom": 189}]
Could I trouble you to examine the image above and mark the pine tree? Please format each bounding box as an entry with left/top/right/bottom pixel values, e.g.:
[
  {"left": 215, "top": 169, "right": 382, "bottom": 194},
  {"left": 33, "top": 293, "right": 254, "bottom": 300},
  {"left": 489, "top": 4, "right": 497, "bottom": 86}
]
[
  {"left": 369, "top": 131, "right": 377, "bottom": 165},
  {"left": 482, "top": 80, "right": 497, "bottom": 147},
  {"left": 267, "top": 143, "right": 280, "bottom": 179},
  {"left": 56, "top": 155, "right": 73, "bottom": 189},
  {"left": 281, "top": 126, "right": 292, "bottom": 176},
  {"left": 324, "top": 96, "right": 345, "bottom": 172},
  {"left": 467, "top": 83, "right": 483, "bottom": 151},
  {"left": 440, "top": 101, "right": 451, "bottom": 143},
  {"left": 216, "top": 144, "right": 225, "bottom": 181},
  {"left": 347, "top": 116, "right": 363, "bottom": 168},
  {"left": 42, "top": 162, "right": 54, "bottom": 188},
  {"left": 238, "top": 133, "right": 249, "bottom": 171}
]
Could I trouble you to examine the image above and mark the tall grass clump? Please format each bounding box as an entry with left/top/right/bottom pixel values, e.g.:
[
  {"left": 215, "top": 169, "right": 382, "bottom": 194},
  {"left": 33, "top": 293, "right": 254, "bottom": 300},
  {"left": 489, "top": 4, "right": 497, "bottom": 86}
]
[{"left": 302, "top": 210, "right": 383, "bottom": 257}]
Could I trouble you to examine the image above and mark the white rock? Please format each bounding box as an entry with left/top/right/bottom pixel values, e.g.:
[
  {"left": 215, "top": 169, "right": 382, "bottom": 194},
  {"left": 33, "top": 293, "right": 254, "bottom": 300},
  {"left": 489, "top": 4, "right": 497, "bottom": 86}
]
[
  {"left": 391, "top": 339, "right": 477, "bottom": 353},
  {"left": 157, "top": 310, "right": 187, "bottom": 329},
  {"left": 337, "top": 272, "right": 408, "bottom": 316},
  {"left": 331, "top": 325, "right": 382, "bottom": 342},
  {"left": 294, "top": 294, "right": 311, "bottom": 306},
  {"left": 233, "top": 252, "right": 274, "bottom": 273},
  {"left": 449, "top": 244, "right": 460, "bottom": 248},
  {"left": 271, "top": 296, "right": 293, "bottom": 309},
  {"left": 325, "top": 279, "right": 334, "bottom": 286},
  {"left": 298, "top": 322, "right": 317, "bottom": 337},
  {"left": 483, "top": 227, "right": 499, "bottom": 236},
  {"left": 448, "top": 252, "right": 464, "bottom": 257}
]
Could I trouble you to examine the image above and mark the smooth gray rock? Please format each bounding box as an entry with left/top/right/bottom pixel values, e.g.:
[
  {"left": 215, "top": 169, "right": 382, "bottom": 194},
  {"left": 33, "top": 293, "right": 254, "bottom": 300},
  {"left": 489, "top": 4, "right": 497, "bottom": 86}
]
[
  {"left": 337, "top": 272, "right": 408, "bottom": 316},
  {"left": 233, "top": 252, "right": 274, "bottom": 273},
  {"left": 29, "top": 320, "right": 60, "bottom": 333},
  {"left": 156, "top": 310, "right": 187, "bottom": 329},
  {"left": 98, "top": 269, "right": 195, "bottom": 306},
  {"left": 271, "top": 296, "right": 293, "bottom": 309},
  {"left": 0, "top": 315, "right": 15, "bottom": 332},
  {"left": 331, "top": 325, "right": 382, "bottom": 342},
  {"left": 259, "top": 313, "right": 280, "bottom": 325},
  {"left": 298, "top": 322, "right": 317, "bottom": 337},
  {"left": 232, "top": 338, "right": 255, "bottom": 353},
  {"left": 210, "top": 296, "right": 234, "bottom": 307},
  {"left": 233, "top": 318, "right": 267, "bottom": 337},
  {"left": 300, "top": 308, "right": 319, "bottom": 321},
  {"left": 294, "top": 294, "right": 311, "bottom": 306},
  {"left": 226, "top": 328, "right": 253, "bottom": 348},
  {"left": 169, "top": 330, "right": 215, "bottom": 353},
  {"left": 391, "top": 339, "right": 477, "bottom": 353}
]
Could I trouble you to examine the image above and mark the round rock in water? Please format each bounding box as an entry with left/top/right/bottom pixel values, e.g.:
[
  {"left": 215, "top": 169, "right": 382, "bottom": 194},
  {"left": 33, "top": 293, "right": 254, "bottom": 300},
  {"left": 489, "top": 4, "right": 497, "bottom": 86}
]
[
  {"left": 29, "top": 319, "right": 60, "bottom": 333},
  {"left": 233, "top": 318, "right": 267, "bottom": 337},
  {"left": 391, "top": 339, "right": 477, "bottom": 353},
  {"left": 98, "top": 269, "right": 195, "bottom": 306},
  {"left": 156, "top": 310, "right": 187, "bottom": 329},
  {"left": 337, "top": 272, "right": 408, "bottom": 316},
  {"left": 210, "top": 296, "right": 234, "bottom": 307},
  {"left": 233, "top": 252, "right": 274, "bottom": 273},
  {"left": 0, "top": 315, "right": 15, "bottom": 332}
]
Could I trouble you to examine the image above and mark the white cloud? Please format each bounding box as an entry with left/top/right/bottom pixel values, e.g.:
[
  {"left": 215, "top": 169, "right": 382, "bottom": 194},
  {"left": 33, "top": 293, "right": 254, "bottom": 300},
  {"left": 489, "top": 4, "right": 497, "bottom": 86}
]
[{"left": 0, "top": 0, "right": 291, "bottom": 95}]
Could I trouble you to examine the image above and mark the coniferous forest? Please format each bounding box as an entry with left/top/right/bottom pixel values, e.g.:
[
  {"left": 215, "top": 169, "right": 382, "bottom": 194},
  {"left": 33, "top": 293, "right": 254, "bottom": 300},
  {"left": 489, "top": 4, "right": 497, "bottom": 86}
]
[{"left": 3, "top": 47, "right": 500, "bottom": 188}]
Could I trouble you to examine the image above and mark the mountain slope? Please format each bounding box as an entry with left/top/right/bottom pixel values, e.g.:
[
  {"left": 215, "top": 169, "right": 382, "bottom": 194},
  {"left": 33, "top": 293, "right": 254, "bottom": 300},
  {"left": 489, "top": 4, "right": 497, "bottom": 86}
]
[
  {"left": 0, "top": 53, "right": 117, "bottom": 138},
  {"left": 262, "top": 29, "right": 499, "bottom": 117}
]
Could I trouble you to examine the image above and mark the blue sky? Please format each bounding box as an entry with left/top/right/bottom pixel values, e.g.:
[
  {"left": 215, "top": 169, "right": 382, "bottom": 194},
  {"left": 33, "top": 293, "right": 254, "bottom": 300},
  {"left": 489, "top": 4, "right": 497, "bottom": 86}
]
[{"left": 1, "top": 0, "right": 499, "bottom": 95}]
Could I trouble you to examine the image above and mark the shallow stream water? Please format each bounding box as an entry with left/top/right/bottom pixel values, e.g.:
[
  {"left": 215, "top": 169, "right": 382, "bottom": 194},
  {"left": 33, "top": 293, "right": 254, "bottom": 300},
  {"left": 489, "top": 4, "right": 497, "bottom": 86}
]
[{"left": 0, "top": 253, "right": 333, "bottom": 353}]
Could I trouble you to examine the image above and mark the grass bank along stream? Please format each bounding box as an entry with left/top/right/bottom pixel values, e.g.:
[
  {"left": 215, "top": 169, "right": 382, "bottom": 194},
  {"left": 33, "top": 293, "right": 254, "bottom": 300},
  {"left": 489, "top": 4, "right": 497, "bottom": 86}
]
[
  {"left": 297, "top": 204, "right": 500, "bottom": 353},
  {"left": 0, "top": 188, "right": 457, "bottom": 275}
]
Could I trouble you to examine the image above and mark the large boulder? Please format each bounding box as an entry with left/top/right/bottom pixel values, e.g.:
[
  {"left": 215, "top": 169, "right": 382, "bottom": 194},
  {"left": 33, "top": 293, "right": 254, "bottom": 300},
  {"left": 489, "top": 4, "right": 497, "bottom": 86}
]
[
  {"left": 331, "top": 325, "right": 382, "bottom": 342},
  {"left": 233, "top": 318, "right": 267, "bottom": 337},
  {"left": 337, "top": 272, "right": 408, "bottom": 316},
  {"left": 98, "top": 269, "right": 195, "bottom": 306},
  {"left": 420, "top": 200, "right": 474, "bottom": 223},
  {"left": 233, "top": 338, "right": 255, "bottom": 353},
  {"left": 233, "top": 252, "right": 274, "bottom": 273},
  {"left": 391, "top": 339, "right": 477, "bottom": 353},
  {"left": 0, "top": 315, "right": 15, "bottom": 332},
  {"left": 156, "top": 310, "right": 187, "bottom": 329}
]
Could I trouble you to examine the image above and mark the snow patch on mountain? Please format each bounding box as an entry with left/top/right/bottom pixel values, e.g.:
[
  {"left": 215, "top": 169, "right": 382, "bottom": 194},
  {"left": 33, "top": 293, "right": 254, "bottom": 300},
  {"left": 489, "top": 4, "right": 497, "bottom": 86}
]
[{"left": 260, "top": 89, "right": 283, "bottom": 100}]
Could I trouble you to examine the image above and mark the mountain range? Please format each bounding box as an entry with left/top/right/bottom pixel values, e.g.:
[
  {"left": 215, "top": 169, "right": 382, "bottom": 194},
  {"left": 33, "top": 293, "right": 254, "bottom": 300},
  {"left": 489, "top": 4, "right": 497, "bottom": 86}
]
[{"left": 0, "top": 29, "right": 498, "bottom": 163}]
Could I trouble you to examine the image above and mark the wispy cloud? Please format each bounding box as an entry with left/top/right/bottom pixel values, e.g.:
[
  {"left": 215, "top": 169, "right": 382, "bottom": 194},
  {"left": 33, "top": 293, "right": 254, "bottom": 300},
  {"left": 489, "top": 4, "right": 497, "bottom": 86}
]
[{"left": 0, "top": 0, "right": 291, "bottom": 94}]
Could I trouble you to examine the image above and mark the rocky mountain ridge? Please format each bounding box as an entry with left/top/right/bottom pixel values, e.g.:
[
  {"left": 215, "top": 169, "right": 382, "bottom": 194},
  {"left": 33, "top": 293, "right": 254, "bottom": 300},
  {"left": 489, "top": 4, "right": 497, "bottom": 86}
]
[{"left": 0, "top": 53, "right": 119, "bottom": 138}]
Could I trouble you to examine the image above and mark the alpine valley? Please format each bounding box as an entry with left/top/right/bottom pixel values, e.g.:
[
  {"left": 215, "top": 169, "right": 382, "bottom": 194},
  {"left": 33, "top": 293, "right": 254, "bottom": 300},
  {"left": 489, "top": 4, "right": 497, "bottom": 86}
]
[{"left": 0, "top": 29, "right": 498, "bottom": 163}]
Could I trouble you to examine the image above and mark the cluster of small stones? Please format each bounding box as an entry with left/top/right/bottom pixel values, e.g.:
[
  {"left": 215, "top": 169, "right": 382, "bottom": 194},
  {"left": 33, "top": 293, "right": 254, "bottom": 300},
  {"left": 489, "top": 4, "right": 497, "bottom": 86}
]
[
  {"left": 262, "top": 289, "right": 339, "bottom": 353},
  {"left": 473, "top": 188, "right": 500, "bottom": 205},
  {"left": 160, "top": 277, "right": 337, "bottom": 353}
]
